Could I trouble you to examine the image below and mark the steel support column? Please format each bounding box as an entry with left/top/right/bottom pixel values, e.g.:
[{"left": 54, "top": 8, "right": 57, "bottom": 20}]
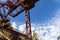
[{"left": 25, "top": 10, "right": 32, "bottom": 40}]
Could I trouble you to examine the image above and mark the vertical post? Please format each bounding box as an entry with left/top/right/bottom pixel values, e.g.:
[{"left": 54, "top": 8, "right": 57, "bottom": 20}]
[
  {"left": 12, "top": 33, "right": 19, "bottom": 40},
  {"left": 25, "top": 10, "right": 32, "bottom": 40}
]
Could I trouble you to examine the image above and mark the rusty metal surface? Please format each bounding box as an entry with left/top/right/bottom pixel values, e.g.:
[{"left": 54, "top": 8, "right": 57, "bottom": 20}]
[
  {"left": 0, "top": 0, "right": 39, "bottom": 17},
  {"left": 0, "top": 0, "right": 39, "bottom": 40},
  {"left": 25, "top": 10, "right": 32, "bottom": 40}
]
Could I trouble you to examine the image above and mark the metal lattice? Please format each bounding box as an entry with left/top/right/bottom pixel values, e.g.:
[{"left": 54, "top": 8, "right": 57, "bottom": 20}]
[{"left": 0, "top": 0, "right": 39, "bottom": 40}]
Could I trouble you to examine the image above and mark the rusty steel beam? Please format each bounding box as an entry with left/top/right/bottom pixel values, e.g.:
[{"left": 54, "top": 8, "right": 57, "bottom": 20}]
[
  {"left": 0, "top": 0, "right": 39, "bottom": 18},
  {"left": 2, "top": 28, "right": 30, "bottom": 39},
  {"left": 0, "top": 0, "right": 25, "bottom": 18},
  {"left": 9, "top": 7, "right": 24, "bottom": 17},
  {"left": 2, "top": 0, "right": 24, "bottom": 7},
  {"left": 25, "top": 10, "right": 32, "bottom": 40},
  {"left": 9, "top": 4, "right": 31, "bottom": 17},
  {"left": 0, "top": 27, "right": 30, "bottom": 40},
  {"left": 21, "top": 0, "right": 39, "bottom": 10},
  {"left": 7, "top": 0, "right": 25, "bottom": 14},
  {"left": 1, "top": 0, "right": 25, "bottom": 13},
  {"left": 0, "top": 0, "right": 39, "bottom": 40},
  {"left": 1, "top": 0, "right": 39, "bottom": 13}
]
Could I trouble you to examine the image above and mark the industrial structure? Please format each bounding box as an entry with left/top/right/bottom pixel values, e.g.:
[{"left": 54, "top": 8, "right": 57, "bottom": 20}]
[{"left": 0, "top": 0, "right": 39, "bottom": 40}]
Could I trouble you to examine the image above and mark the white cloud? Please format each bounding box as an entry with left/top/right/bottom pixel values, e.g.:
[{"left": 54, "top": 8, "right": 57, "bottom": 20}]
[
  {"left": 18, "top": 24, "right": 26, "bottom": 32},
  {"left": 11, "top": 22, "right": 17, "bottom": 29}
]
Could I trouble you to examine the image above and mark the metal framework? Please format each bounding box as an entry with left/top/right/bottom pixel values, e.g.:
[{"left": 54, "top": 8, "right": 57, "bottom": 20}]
[{"left": 0, "top": 0, "right": 39, "bottom": 40}]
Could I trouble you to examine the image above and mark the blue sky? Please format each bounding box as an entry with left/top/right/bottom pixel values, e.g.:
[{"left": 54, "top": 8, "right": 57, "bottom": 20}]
[
  {"left": 9, "top": 0, "right": 60, "bottom": 24},
  {"left": 1, "top": 0, "right": 60, "bottom": 40}
]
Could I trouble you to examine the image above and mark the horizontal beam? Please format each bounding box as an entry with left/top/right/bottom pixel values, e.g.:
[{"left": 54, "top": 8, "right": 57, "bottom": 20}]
[
  {"left": 9, "top": 7, "right": 24, "bottom": 17},
  {"left": 2, "top": 27, "right": 30, "bottom": 39},
  {"left": 0, "top": 31, "right": 10, "bottom": 40}
]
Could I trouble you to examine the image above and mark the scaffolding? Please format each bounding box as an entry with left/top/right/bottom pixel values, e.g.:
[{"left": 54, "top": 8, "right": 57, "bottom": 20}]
[{"left": 0, "top": 0, "right": 39, "bottom": 40}]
